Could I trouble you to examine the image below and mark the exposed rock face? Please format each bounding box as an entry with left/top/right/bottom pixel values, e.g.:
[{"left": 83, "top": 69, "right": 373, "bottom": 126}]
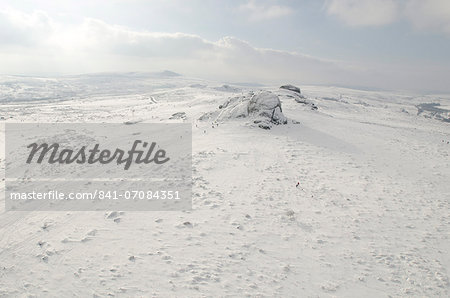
[
  {"left": 416, "top": 103, "right": 450, "bottom": 123},
  {"left": 278, "top": 84, "right": 317, "bottom": 110},
  {"left": 280, "top": 84, "right": 301, "bottom": 94},
  {"left": 247, "top": 91, "right": 287, "bottom": 125},
  {"left": 202, "top": 91, "right": 288, "bottom": 129}
]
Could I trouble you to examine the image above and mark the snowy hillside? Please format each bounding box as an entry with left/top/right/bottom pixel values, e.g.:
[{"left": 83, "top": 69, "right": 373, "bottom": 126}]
[{"left": 0, "top": 74, "right": 449, "bottom": 297}]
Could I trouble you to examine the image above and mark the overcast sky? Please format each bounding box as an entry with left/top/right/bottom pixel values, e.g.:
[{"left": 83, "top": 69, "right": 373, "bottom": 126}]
[{"left": 1, "top": 0, "right": 449, "bottom": 93}]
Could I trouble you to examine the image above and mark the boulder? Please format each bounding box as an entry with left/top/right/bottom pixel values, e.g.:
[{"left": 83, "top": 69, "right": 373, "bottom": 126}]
[
  {"left": 247, "top": 91, "right": 287, "bottom": 125},
  {"left": 280, "top": 84, "right": 301, "bottom": 94},
  {"left": 202, "top": 91, "right": 288, "bottom": 129}
]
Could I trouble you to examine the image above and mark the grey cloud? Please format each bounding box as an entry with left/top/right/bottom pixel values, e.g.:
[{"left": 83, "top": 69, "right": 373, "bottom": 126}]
[
  {"left": 0, "top": 9, "right": 448, "bottom": 92},
  {"left": 81, "top": 19, "right": 214, "bottom": 58}
]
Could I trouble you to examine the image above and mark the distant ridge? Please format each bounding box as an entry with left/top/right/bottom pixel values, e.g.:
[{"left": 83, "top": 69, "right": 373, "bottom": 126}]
[{"left": 156, "top": 70, "right": 182, "bottom": 77}]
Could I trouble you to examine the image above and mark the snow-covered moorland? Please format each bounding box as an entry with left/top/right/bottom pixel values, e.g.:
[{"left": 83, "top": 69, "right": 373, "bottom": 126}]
[{"left": 0, "top": 73, "right": 449, "bottom": 297}]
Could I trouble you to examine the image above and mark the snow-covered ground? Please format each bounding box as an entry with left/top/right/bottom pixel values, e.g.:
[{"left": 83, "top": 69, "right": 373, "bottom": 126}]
[{"left": 0, "top": 73, "right": 449, "bottom": 297}]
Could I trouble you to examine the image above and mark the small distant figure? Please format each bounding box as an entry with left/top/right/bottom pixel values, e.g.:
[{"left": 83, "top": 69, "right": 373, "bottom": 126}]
[{"left": 296, "top": 181, "right": 300, "bottom": 188}]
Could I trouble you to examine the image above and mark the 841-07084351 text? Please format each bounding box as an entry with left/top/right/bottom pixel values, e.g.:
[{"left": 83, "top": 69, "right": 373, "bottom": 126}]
[{"left": 9, "top": 190, "right": 181, "bottom": 201}]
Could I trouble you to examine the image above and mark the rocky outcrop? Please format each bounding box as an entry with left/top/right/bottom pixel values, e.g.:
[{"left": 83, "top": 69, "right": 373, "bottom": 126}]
[
  {"left": 201, "top": 91, "right": 288, "bottom": 129},
  {"left": 280, "top": 84, "right": 301, "bottom": 94}
]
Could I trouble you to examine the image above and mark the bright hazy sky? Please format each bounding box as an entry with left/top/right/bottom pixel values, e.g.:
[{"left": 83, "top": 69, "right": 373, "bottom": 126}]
[{"left": 1, "top": 0, "right": 450, "bottom": 93}]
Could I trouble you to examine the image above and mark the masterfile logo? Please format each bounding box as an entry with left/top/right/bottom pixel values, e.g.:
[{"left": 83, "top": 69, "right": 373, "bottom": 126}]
[
  {"left": 26, "top": 140, "right": 170, "bottom": 170},
  {"left": 5, "top": 123, "right": 192, "bottom": 211}
]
